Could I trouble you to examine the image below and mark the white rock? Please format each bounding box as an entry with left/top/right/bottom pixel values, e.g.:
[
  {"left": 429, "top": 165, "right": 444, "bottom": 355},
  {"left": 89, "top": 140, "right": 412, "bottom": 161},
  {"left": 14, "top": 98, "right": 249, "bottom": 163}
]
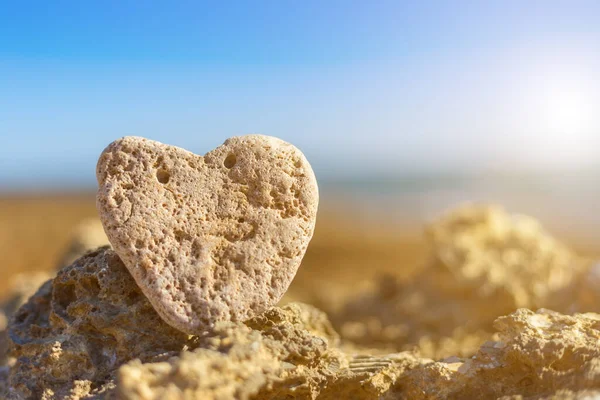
[{"left": 96, "top": 135, "right": 319, "bottom": 334}]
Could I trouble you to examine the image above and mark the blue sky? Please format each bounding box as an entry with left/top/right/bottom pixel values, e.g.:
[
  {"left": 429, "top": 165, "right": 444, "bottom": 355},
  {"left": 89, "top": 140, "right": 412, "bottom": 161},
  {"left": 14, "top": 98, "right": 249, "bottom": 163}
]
[{"left": 1, "top": 1, "right": 600, "bottom": 189}]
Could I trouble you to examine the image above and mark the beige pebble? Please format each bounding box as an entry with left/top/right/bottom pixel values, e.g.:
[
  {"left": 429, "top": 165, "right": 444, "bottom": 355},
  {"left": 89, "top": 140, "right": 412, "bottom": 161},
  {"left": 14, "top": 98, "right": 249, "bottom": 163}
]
[{"left": 96, "top": 135, "right": 318, "bottom": 334}]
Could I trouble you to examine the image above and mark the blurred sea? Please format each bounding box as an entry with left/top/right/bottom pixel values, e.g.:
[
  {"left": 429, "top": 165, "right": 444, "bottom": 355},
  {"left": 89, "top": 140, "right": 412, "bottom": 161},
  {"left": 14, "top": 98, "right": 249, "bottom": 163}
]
[
  {"left": 2, "top": 169, "right": 599, "bottom": 249},
  {"left": 320, "top": 170, "right": 600, "bottom": 248}
]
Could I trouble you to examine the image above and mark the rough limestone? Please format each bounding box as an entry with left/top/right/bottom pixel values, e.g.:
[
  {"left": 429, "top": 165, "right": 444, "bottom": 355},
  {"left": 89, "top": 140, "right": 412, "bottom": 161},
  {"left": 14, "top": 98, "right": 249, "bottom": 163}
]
[
  {"left": 114, "top": 307, "right": 600, "bottom": 399},
  {"left": 0, "top": 272, "right": 52, "bottom": 367},
  {"left": 116, "top": 301, "right": 425, "bottom": 400},
  {"left": 7, "top": 247, "right": 193, "bottom": 400},
  {"left": 335, "top": 205, "right": 593, "bottom": 358},
  {"left": 116, "top": 303, "right": 338, "bottom": 400},
  {"left": 6, "top": 263, "right": 600, "bottom": 399},
  {"left": 397, "top": 309, "right": 600, "bottom": 399},
  {"left": 96, "top": 135, "right": 319, "bottom": 334},
  {"left": 1, "top": 218, "right": 108, "bottom": 373}
]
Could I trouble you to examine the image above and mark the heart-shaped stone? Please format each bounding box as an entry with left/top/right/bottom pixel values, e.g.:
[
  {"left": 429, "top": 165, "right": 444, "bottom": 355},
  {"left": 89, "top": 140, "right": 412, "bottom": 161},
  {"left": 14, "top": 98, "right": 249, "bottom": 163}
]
[{"left": 96, "top": 135, "right": 318, "bottom": 334}]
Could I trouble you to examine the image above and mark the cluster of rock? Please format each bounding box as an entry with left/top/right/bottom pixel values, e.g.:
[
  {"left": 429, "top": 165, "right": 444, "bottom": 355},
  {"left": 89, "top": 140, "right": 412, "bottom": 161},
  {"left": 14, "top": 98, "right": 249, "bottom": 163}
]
[
  {"left": 335, "top": 205, "right": 597, "bottom": 359},
  {"left": 0, "top": 217, "right": 111, "bottom": 373},
  {"left": 3, "top": 248, "right": 600, "bottom": 399},
  {"left": 1, "top": 136, "right": 600, "bottom": 399},
  {"left": 7, "top": 247, "right": 195, "bottom": 399}
]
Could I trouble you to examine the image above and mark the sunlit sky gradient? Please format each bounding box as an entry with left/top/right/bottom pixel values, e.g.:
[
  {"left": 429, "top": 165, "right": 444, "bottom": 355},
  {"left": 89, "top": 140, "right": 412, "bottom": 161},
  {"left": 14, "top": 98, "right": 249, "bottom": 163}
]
[{"left": 1, "top": 1, "right": 600, "bottom": 189}]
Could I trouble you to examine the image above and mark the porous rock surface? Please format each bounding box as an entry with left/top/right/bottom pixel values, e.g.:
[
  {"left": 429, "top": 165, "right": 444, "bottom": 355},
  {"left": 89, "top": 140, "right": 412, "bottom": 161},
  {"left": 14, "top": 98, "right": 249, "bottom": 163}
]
[
  {"left": 398, "top": 309, "right": 600, "bottom": 399},
  {"left": 117, "top": 303, "right": 339, "bottom": 399},
  {"left": 336, "top": 205, "right": 592, "bottom": 358},
  {"left": 116, "top": 302, "right": 424, "bottom": 400},
  {"left": 7, "top": 247, "right": 193, "bottom": 400},
  {"left": 114, "top": 307, "right": 600, "bottom": 399},
  {"left": 5, "top": 267, "right": 600, "bottom": 399},
  {"left": 1, "top": 219, "right": 109, "bottom": 377},
  {"left": 0, "top": 272, "right": 52, "bottom": 367},
  {"left": 96, "top": 135, "right": 319, "bottom": 334}
]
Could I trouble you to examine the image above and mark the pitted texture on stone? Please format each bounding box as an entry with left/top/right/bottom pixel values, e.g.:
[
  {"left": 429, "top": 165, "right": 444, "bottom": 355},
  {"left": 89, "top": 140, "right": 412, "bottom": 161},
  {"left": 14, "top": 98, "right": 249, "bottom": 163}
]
[
  {"left": 118, "top": 347, "right": 279, "bottom": 400},
  {"left": 10, "top": 282, "right": 600, "bottom": 399},
  {"left": 115, "top": 303, "right": 320, "bottom": 399},
  {"left": 116, "top": 302, "right": 417, "bottom": 400},
  {"left": 0, "top": 271, "right": 51, "bottom": 367},
  {"left": 398, "top": 309, "right": 600, "bottom": 399},
  {"left": 7, "top": 247, "right": 193, "bottom": 400},
  {"left": 199, "top": 303, "right": 339, "bottom": 369},
  {"left": 96, "top": 135, "right": 319, "bottom": 334}
]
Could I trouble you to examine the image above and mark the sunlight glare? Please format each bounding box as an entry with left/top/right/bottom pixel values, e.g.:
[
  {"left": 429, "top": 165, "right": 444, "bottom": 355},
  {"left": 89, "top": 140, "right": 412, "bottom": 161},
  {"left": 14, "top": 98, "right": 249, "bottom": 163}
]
[{"left": 542, "top": 84, "right": 594, "bottom": 136}]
